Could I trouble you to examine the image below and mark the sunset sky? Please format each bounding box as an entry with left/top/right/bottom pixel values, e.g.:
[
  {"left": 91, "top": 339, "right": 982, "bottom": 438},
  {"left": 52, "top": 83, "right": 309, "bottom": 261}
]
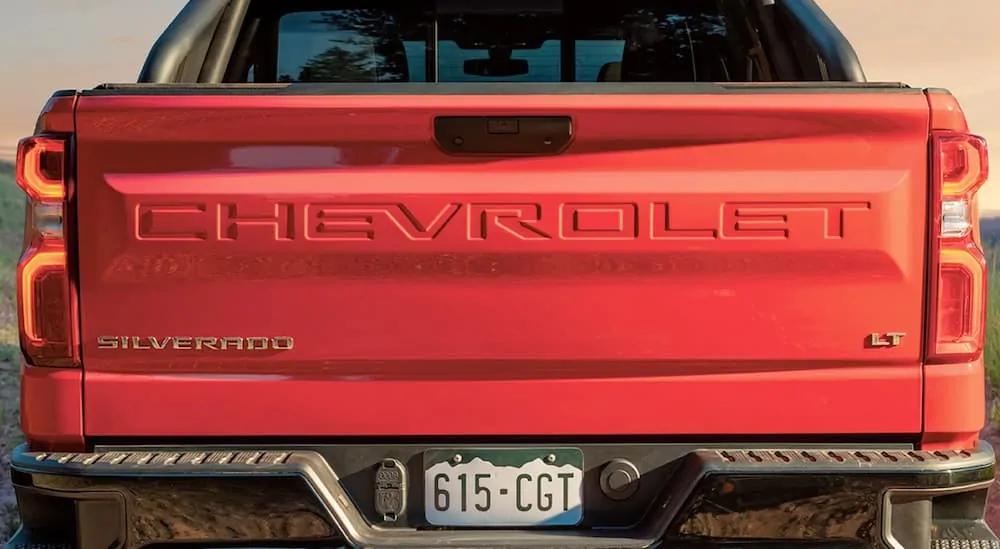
[{"left": 2, "top": 1, "right": 999, "bottom": 207}]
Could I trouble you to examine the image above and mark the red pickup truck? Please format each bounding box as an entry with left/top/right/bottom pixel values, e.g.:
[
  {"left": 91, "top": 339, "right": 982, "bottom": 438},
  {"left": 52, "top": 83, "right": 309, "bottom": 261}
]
[{"left": 5, "top": 0, "right": 997, "bottom": 547}]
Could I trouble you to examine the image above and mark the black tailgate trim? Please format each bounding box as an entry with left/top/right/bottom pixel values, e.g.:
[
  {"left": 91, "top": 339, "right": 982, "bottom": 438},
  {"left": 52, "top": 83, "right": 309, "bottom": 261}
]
[{"left": 8, "top": 442, "right": 995, "bottom": 549}]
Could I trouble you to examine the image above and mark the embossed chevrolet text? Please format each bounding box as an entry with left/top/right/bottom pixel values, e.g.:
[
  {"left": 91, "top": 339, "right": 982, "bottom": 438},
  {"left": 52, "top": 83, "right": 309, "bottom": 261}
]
[
  {"left": 134, "top": 201, "right": 872, "bottom": 241},
  {"left": 97, "top": 336, "right": 294, "bottom": 351}
]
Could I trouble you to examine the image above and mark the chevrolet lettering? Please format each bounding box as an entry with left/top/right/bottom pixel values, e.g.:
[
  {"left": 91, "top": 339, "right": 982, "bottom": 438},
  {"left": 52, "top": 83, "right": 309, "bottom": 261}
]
[{"left": 133, "top": 200, "right": 872, "bottom": 242}]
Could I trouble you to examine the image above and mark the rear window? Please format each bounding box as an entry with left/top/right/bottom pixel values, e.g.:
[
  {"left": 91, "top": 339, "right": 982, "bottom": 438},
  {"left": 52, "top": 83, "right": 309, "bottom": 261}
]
[{"left": 232, "top": 1, "right": 778, "bottom": 83}]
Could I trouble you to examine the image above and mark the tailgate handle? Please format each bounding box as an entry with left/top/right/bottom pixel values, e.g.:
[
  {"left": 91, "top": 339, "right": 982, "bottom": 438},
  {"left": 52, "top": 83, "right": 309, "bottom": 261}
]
[{"left": 434, "top": 116, "right": 572, "bottom": 155}]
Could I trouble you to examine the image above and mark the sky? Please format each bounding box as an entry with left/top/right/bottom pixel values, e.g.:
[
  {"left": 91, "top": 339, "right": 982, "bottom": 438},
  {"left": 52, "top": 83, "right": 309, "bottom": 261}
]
[{"left": 2, "top": 0, "right": 999, "bottom": 206}]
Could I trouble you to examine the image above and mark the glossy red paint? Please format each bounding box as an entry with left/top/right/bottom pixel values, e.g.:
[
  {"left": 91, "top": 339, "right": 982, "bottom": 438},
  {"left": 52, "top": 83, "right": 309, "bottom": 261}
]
[
  {"left": 922, "top": 358, "right": 985, "bottom": 450},
  {"left": 84, "top": 365, "right": 919, "bottom": 437},
  {"left": 20, "top": 365, "right": 83, "bottom": 450},
  {"left": 66, "top": 91, "right": 935, "bottom": 438},
  {"left": 32, "top": 92, "right": 76, "bottom": 135}
]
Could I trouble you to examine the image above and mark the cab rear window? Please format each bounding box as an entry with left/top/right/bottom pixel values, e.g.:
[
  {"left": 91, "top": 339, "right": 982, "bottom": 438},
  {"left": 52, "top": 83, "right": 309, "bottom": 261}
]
[{"left": 231, "top": 0, "right": 779, "bottom": 83}]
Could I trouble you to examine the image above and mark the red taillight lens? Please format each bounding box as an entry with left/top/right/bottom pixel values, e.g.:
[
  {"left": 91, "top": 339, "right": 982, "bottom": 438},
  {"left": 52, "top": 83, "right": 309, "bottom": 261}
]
[
  {"left": 927, "top": 132, "right": 989, "bottom": 363},
  {"left": 15, "top": 135, "right": 78, "bottom": 367}
]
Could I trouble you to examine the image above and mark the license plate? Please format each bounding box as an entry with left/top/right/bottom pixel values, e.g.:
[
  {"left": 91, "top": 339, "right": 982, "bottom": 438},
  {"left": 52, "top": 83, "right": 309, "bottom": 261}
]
[{"left": 423, "top": 447, "right": 584, "bottom": 527}]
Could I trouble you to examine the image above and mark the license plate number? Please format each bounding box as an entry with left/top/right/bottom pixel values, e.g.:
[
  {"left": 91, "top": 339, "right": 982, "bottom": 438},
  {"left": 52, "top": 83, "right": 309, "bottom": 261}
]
[{"left": 423, "top": 448, "right": 584, "bottom": 527}]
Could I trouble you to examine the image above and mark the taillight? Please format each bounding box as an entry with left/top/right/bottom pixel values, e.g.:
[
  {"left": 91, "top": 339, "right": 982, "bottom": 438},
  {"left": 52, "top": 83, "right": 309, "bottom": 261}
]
[
  {"left": 927, "top": 131, "right": 989, "bottom": 363},
  {"left": 15, "top": 135, "right": 78, "bottom": 367}
]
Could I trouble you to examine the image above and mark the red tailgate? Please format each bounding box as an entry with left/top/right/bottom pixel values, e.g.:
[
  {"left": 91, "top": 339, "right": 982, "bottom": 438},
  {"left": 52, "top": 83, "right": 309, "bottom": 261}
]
[{"left": 73, "top": 90, "right": 929, "bottom": 437}]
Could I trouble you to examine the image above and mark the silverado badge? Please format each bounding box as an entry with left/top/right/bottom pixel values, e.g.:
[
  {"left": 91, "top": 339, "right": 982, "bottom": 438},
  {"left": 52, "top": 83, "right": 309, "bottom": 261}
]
[{"left": 97, "top": 336, "right": 294, "bottom": 351}]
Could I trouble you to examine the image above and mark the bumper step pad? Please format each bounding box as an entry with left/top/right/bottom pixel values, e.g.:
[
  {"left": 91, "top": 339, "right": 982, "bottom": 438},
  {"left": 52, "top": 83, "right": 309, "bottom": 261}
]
[{"left": 5, "top": 442, "right": 997, "bottom": 549}]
